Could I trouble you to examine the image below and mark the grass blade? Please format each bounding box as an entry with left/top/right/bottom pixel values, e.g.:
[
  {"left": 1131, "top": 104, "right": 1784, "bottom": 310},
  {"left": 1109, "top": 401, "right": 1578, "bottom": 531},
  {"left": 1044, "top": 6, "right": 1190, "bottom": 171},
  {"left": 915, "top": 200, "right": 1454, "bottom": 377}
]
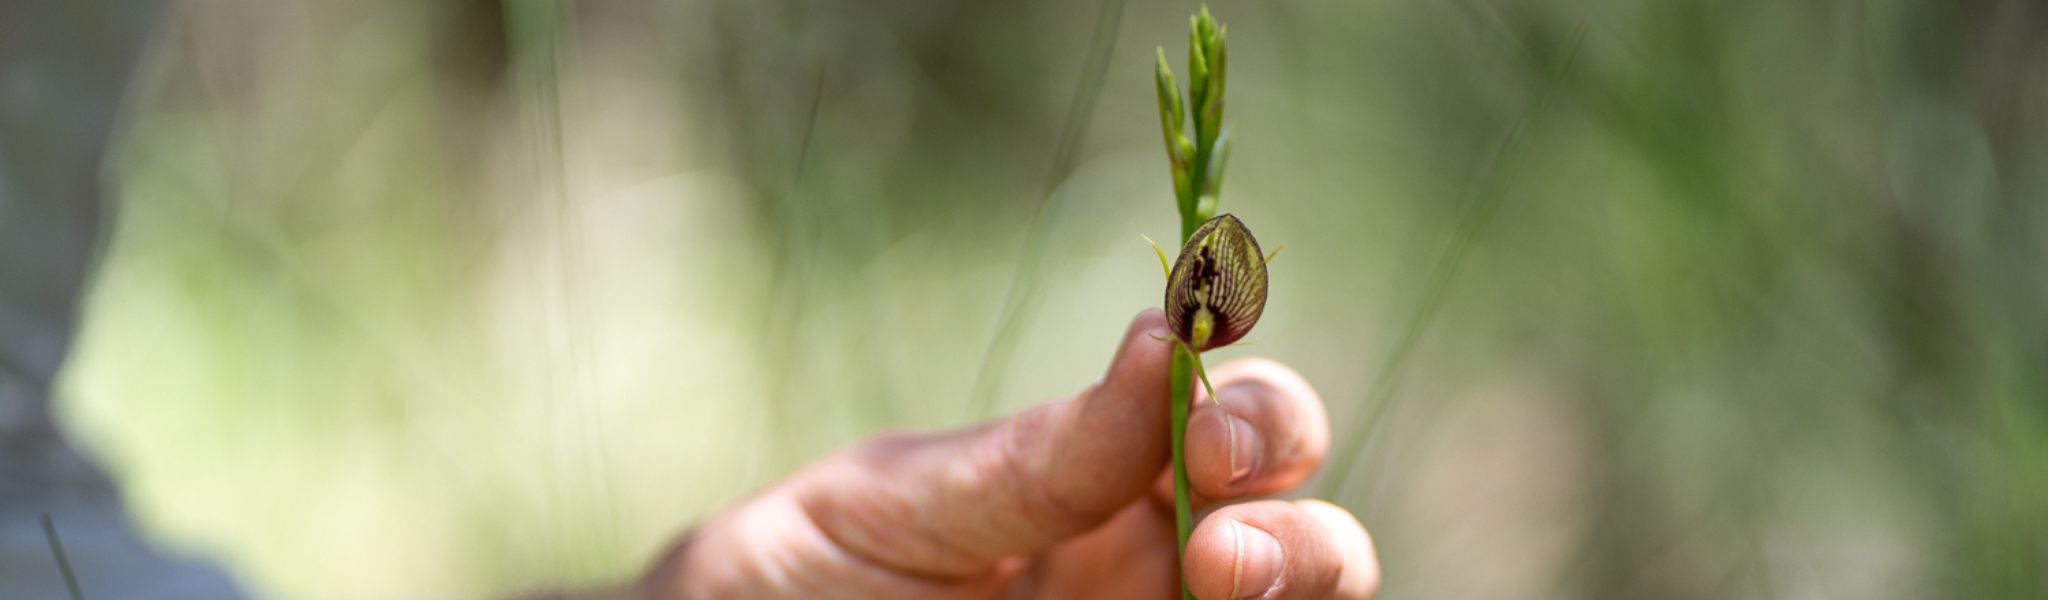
[
  {"left": 1319, "top": 26, "right": 1586, "bottom": 499},
  {"left": 41, "top": 513, "right": 85, "bottom": 600},
  {"left": 967, "top": 0, "right": 1130, "bottom": 419}
]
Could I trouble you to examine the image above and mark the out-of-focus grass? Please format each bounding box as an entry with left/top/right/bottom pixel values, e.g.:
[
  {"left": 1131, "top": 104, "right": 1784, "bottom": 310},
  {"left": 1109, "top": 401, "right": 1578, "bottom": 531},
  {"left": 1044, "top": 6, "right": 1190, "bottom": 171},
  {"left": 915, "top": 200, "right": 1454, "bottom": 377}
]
[{"left": 48, "top": 0, "right": 2048, "bottom": 598}]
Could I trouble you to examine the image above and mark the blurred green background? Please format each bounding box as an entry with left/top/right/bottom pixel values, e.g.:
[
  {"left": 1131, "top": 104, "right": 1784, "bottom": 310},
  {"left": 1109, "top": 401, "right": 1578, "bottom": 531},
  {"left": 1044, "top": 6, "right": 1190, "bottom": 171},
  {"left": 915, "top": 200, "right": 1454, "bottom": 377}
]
[{"left": 15, "top": 0, "right": 2048, "bottom": 597}]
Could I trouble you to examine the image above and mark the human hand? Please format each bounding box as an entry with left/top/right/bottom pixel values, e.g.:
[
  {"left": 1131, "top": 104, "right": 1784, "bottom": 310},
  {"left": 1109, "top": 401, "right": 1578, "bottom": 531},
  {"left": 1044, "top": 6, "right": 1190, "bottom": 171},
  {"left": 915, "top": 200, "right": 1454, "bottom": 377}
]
[{"left": 640, "top": 310, "right": 1379, "bottom": 599}]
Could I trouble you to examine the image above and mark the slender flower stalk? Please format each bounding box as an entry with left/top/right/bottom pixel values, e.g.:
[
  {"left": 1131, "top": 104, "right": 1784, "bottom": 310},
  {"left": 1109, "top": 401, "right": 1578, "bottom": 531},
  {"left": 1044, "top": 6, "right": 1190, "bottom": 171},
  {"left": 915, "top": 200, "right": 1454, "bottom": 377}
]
[
  {"left": 1151, "top": 7, "right": 1268, "bottom": 599},
  {"left": 1167, "top": 348, "right": 1198, "bottom": 600}
]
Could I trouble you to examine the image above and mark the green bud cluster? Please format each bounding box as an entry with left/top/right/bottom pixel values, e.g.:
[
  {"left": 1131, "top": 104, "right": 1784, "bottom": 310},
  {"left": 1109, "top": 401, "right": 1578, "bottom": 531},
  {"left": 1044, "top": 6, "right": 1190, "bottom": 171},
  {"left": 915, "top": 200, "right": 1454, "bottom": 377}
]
[{"left": 1155, "top": 5, "right": 1231, "bottom": 242}]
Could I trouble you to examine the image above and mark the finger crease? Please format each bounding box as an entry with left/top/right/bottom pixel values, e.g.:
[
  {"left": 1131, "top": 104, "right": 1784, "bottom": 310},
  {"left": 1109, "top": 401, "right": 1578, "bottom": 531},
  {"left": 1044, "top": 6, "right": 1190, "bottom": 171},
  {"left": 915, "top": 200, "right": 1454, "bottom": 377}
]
[
  {"left": 993, "top": 415, "right": 1098, "bottom": 535},
  {"left": 793, "top": 490, "right": 979, "bottom": 584}
]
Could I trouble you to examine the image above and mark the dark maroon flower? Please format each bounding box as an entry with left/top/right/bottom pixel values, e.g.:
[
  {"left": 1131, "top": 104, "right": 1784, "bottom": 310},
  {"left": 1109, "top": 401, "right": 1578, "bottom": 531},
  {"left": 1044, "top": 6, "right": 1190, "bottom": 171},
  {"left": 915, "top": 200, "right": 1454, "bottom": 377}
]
[{"left": 1165, "top": 213, "right": 1267, "bottom": 351}]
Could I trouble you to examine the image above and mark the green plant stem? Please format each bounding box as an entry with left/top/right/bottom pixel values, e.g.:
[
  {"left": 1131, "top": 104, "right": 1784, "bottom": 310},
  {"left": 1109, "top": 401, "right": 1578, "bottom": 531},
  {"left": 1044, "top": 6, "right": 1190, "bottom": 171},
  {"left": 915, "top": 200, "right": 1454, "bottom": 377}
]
[
  {"left": 1169, "top": 345, "right": 1196, "bottom": 600},
  {"left": 1182, "top": 145, "right": 1210, "bottom": 243},
  {"left": 1164, "top": 10, "right": 1224, "bottom": 598}
]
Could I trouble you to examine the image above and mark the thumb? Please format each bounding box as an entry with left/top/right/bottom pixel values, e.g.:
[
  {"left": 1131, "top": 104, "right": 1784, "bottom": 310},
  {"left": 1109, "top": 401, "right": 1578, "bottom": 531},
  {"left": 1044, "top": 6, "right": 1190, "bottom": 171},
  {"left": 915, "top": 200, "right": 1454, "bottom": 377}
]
[{"left": 790, "top": 309, "right": 1175, "bottom": 578}]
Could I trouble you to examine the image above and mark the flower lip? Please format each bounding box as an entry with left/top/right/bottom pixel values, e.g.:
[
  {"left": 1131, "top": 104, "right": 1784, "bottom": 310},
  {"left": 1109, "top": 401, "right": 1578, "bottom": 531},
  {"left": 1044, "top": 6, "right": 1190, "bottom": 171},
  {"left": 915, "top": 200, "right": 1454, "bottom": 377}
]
[{"left": 1165, "top": 213, "right": 1268, "bottom": 352}]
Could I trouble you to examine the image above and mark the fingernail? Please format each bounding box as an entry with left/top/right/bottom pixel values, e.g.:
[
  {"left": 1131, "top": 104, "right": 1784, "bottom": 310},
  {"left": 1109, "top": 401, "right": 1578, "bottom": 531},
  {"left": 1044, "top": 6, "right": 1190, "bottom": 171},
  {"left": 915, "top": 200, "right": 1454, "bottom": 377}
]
[
  {"left": 1224, "top": 412, "right": 1261, "bottom": 486},
  {"left": 1230, "top": 519, "right": 1284, "bottom": 599}
]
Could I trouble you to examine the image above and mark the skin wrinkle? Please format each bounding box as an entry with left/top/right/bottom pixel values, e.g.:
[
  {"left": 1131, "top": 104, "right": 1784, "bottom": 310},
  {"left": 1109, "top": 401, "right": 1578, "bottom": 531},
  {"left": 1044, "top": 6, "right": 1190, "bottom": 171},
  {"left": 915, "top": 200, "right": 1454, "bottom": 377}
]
[
  {"left": 996, "top": 400, "right": 1107, "bottom": 546},
  {"left": 788, "top": 486, "right": 988, "bottom": 597},
  {"left": 911, "top": 428, "right": 1017, "bottom": 571},
  {"left": 694, "top": 495, "right": 820, "bottom": 596},
  {"left": 797, "top": 443, "right": 977, "bottom": 581},
  {"left": 944, "top": 418, "right": 1050, "bottom": 569},
  {"left": 771, "top": 494, "right": 853, "bottom": 594},
  {"left": 799, "top": 448, "right": 899, "bottom": 571},
  {"left": 759, "top": 515, "right": 805, "bottom": 593},
  {"left": 799, "top": 404, "right": 1104, "bottom": 583}
]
